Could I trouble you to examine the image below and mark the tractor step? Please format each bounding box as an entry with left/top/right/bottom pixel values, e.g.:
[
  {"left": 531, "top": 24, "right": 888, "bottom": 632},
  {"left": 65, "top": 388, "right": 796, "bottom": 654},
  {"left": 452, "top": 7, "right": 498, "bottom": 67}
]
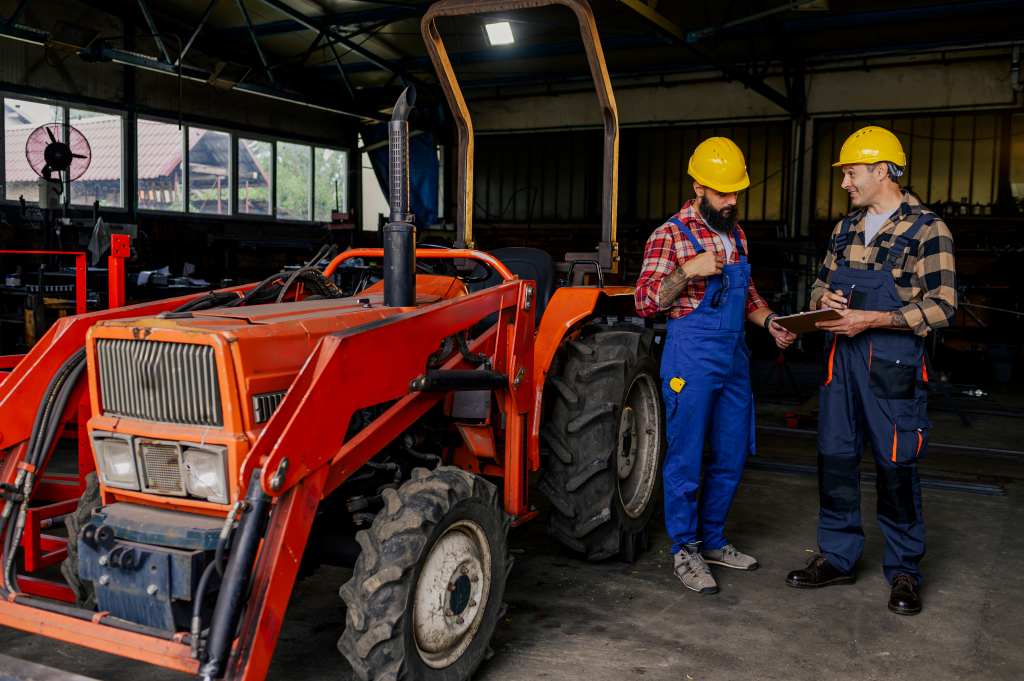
[{"left": 0, "top": 653, "right": 102, "bottom": 681}]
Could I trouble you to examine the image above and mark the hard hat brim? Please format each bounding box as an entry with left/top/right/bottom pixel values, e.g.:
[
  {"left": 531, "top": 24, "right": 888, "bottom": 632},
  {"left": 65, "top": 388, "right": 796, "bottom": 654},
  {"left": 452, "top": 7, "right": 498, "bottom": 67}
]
[{"left": 689, "top": 171, "right": 751, "bottom": 194}]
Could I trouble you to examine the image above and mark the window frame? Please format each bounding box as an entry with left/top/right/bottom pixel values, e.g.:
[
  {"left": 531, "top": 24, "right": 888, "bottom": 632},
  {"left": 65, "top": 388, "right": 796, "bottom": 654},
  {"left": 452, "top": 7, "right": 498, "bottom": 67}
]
[
  {"left": 2, "top": 90, "right": 351, "bottom": 224},
  {"left": 134, "top": 113, "right": 188, "bottom": 215},
  {"left": 2, "top": 93, "right": 67, "bottom": 207},
  {"left": 274, "top": 140, "right": 314, "bottom": 224},
  {"left": 313, "top": 145, "right": 351, "bottom": 223},
  {"left": 235, "top": 133, "right": 277, "bottom": 221},
  {"left": 67, "top": 102, "right": 129, "bottom": 211},
  {"left": 185, "top": 124, "right": 234, "bottom": 218}
]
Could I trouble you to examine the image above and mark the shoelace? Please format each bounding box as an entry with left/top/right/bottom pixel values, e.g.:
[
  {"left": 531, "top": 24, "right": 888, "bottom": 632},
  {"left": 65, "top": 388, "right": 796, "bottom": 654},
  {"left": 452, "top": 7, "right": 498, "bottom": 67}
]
[
  {"left": 678, "top": 551, "right": 712, "bottom": 577},
  {"left": 893, "top": 574, "right": 916, "bottom": 590}
]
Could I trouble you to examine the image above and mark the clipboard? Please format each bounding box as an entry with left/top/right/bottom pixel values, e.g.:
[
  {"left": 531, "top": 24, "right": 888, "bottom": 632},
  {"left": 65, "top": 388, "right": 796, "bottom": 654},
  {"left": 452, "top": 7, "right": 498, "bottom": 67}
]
[{"left": 773, "top": 308, "right": 842, "bottom": 333}]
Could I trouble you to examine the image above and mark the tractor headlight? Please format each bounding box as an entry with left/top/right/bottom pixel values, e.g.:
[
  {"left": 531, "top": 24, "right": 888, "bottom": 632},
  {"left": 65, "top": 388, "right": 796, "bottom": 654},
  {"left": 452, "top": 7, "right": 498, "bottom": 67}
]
[
  {"left": 93, "top": 433, "right": 139, "bottom": 490},
  {"left": 183, "top": 445, "right": 229, "bottom": 504}
]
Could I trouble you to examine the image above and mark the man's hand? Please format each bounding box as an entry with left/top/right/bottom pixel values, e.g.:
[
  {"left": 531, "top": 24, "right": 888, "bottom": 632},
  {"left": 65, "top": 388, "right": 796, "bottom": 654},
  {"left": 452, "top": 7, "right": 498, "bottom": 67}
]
[
  {"left": 682, "top": 251, "right": 724, "bottom": 278},
  {"left": 816, "top": 309, "right": 884, "bottom": 337},
  {"left": 768, "top": 320, "right": 797, "bottom": 349},
  {"left": 819, "top": 289, "right": 848, "bottom": 310}
]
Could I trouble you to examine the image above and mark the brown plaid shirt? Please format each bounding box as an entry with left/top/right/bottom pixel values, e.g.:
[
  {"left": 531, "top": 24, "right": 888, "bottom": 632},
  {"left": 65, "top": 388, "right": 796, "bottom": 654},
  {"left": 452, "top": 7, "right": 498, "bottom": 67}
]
[{"left": 810, "top": 192, "right": 957, "bottom": 336}]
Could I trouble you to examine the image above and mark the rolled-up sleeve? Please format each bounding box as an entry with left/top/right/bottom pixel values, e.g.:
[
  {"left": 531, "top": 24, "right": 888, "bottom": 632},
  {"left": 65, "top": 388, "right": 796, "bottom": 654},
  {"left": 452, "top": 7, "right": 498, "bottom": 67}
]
[
  {"left": 899, "top": 219, "right": 957, "bottom": 336},
  {"left": 634, "top": 224, "right": 678, "bottom": 318}
]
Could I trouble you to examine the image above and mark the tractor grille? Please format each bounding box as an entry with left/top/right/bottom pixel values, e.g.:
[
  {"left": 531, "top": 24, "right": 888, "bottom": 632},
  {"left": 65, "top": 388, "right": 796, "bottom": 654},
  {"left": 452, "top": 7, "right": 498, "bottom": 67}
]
[
  {"left": 96, "top": 339, "right": 222, "bottom": 426},
  {"left": 252, "top": 391, "right": 288, "bottom": 424},
  {"left": 138, "top": 440, "right": 186, "bottom": 496}
]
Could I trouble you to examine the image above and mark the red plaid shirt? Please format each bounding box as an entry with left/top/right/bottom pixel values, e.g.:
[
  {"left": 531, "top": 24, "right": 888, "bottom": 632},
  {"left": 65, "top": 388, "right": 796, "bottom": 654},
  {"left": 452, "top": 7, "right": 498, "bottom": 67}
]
[{"left": 634, "top": 199, "right": 769, "bottom": 319}]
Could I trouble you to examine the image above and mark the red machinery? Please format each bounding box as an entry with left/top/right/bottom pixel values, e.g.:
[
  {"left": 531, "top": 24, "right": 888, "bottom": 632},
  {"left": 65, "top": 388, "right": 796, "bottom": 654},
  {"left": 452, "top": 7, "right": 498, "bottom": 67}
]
[{"left": 0, "top": 3, "right": 663, "bottom": 681}]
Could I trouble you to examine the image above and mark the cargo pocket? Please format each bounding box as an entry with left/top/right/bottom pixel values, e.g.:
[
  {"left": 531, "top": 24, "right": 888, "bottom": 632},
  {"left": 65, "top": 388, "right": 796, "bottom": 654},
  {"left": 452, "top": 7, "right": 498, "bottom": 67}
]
[
  {"left": 890, "top": 415, "right": 930, "bottom": 463},
  {"left": 870, "top": 357, "right": 917, "bottom": 399}
]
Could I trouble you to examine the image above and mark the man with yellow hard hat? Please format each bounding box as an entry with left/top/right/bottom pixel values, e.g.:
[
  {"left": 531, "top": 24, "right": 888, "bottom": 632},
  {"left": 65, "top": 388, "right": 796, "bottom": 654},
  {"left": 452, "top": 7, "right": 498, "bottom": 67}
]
[
  {"left": 635, "top": 137, "right": 795, "bottom": 595},
  {"left": 785, "top": 126, "right": 957, "bottom": 616}
]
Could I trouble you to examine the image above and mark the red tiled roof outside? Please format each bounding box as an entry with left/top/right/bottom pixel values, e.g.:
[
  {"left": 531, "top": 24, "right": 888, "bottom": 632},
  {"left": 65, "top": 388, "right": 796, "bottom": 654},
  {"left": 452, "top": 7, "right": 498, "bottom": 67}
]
[{"left": 4, "top": 117, "right": 194, "bottom": 183}]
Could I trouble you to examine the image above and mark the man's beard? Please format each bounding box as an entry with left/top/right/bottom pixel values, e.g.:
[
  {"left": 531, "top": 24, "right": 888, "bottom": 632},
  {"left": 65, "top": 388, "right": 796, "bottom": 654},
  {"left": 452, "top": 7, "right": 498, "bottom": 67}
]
[{"left": 699, "top": 197, "right": 738, "bottom": 232}]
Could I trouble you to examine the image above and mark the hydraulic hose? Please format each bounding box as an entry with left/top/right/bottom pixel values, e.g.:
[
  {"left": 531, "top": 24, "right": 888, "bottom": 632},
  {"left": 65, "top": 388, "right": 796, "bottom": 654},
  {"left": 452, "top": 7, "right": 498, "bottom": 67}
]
[{"left": 199, "top": 471, "right": 270, "bottom": 680}]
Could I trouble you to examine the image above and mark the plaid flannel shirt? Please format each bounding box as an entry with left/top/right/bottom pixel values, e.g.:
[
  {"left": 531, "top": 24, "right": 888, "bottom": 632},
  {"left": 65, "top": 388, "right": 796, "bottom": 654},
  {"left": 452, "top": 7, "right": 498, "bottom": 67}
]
[
  {"left": 634, "top": 200, "right": 768, "bottom": 319},
  {"left": 810, "top": 192, "right": 957, "bottom": 337}
]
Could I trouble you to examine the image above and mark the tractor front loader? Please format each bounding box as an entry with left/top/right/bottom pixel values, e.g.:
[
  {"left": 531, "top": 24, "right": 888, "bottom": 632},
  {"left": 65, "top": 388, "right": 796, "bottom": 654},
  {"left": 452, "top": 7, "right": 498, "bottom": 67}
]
[{"left": 0, "top": 2, "right": 666, "bottom": 681}]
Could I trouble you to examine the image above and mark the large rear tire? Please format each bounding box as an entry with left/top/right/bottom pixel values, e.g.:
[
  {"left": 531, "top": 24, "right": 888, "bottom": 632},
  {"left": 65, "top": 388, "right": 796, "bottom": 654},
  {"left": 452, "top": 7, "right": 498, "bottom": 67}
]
[
  {"left": 338, "top": 466, "right": 509, "bottom": 681},
  {"left": 539, "top": 324, "right": 664, "bottom": 561}
]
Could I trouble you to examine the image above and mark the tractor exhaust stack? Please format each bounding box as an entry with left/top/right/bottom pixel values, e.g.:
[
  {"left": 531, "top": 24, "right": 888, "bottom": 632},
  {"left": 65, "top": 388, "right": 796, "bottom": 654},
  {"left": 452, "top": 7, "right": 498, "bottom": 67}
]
[{"left": 384, "top": 87, "right": 416, "bottom": 308}]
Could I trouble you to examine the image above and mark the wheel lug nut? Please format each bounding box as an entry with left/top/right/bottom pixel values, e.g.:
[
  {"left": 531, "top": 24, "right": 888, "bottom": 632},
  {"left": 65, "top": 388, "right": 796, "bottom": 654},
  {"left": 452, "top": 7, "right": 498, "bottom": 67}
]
[
  {"left": 456, "top": 616, "right": 464, "bottom": 624},
  {"left": 447, "top": 583, "right": 456, "bottom": 592},
  {"left": 468, "top": 600, "right": 477, "bottom": 607}
]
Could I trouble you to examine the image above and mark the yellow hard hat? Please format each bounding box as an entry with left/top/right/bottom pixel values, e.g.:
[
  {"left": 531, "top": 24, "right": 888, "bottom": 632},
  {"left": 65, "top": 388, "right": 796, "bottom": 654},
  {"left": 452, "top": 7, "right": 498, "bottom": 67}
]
[
  {"left": 833, "top": 126, "right": 906, "bottom": 167},
  {"left": 688, "top": 137, "right": 750, "bottom": 193}
]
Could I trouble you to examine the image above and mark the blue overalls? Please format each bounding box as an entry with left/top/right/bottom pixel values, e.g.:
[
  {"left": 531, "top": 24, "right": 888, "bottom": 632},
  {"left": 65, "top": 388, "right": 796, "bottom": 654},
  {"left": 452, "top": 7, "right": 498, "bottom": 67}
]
[
  {"left": 817, "top": 210, "right": 937, "bottom": 585},
  {"left": 661, "top": 217, "right": 756, "bottom": 554}
]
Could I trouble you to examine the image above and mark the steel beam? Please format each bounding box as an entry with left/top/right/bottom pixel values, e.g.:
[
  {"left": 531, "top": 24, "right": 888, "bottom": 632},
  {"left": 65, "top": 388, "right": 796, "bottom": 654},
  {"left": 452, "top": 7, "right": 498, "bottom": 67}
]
[
  {"left": 5, "top": 0, "right": 32, "bottom": 25},
  {"left": 615, "top": 0, "right": 797, "bottom": 114},
  {"left": 237, "top": 0, "right": 276, "bottom": 85},
  {"left": 177, "top": 0, "right": 218, "bottom": 66},
  {"left": 136, "top": 0, "right": 172, "bottom": 63},
  {"left": 256, "top": 0, "right": 420, "bottom": 85},
  {"left": 328, "top": 40, "right": 356, "bottom": 101}
]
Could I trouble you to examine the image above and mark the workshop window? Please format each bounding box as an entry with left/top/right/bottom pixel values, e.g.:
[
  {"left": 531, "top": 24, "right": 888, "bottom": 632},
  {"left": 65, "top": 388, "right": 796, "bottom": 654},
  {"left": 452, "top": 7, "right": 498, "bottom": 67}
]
[
  {"left": 188, "top": 127, "right": 231, "bottom": 215},
  {"left": 314, "top": 147, "right": 348, "bottom": 222},
  {"left": 3, "top": 97, "right": 65, "bottom": 203},
  {"left": 275, "top": 141, "right": 311, "bottom": 221},
  {"left": 137, "top": 118, "right": 184, "bottom": 212},
  {"left": 237, "top": 138, "right": 272, "bottom": 216},
  {"left": 69, "top": 108, "right": 123, "bottom": 208}
]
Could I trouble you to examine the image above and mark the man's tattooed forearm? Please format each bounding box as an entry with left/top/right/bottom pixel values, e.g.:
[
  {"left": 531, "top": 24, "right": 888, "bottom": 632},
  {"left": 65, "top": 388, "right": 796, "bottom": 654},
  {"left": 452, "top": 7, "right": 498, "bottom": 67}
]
[{"left": 890, "top": 310, "right": 909, "bottom": 329}]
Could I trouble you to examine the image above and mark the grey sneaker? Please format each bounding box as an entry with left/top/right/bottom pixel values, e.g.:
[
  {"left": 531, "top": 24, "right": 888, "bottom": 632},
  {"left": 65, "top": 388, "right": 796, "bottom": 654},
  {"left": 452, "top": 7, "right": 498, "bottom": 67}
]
[
  {"left": 674, "top": 544, "right": 719, "bottom": 594},
  {"left": 702, "top": 544, "right": 759, "bottom": 571}
]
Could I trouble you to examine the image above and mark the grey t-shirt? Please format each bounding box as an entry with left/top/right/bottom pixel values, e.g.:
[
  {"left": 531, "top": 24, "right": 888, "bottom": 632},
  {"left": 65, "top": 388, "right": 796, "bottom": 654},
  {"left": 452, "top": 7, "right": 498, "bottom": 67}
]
[
  {"left": 708, "top": 226, "right": 735, "bottom": 261},
  {"left": 863, "top": 211, "right": 889, "bottom": 246}
]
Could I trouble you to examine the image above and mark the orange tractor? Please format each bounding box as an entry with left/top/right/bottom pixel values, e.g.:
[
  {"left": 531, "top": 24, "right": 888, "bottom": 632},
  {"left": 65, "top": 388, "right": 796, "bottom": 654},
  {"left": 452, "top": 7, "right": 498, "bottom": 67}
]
[{"left": 0, "top": 1, "right": 665, "bottom": 680}]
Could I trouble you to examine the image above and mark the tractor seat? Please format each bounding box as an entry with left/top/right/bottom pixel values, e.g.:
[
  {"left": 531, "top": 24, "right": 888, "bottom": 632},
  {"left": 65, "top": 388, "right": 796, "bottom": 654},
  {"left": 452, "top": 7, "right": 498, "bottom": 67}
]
[{"left": 468, "top": 247, "right": 555, "bottom": 323}]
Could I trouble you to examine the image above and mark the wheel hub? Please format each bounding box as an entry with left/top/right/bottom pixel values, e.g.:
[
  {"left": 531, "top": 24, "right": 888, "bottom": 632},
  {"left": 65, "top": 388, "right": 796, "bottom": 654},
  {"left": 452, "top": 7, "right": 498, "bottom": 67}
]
[
  {"left": 413, "top": 520, "right": 492, "bottom": 669},
  {"left": 617, "top": 373, "right": 662, "bottom": 519},
  {"left": 617, "top": 407, "right": 637, "bottom": 479}
]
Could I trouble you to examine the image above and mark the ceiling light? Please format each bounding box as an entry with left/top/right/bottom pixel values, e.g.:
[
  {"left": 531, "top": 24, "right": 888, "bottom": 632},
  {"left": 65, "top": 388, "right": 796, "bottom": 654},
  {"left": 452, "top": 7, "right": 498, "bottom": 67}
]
[{"left": 485, "top": 21, "right": 514, "bottom": 46}]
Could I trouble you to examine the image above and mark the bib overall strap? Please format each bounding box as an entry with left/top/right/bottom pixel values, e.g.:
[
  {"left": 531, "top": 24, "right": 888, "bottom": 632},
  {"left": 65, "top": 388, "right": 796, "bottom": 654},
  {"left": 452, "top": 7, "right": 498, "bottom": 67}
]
[
  {"left": 668, "top": 216, "right": 705, "bottom": 254},
  {"left": 883, "top": 212, "right": 938, "bottom": 272},
  {"left": 833, "top": 211, "right": 861, "bottom": 265},
  {"left": 732, "top": 227, "right": 746, "bottom": 258}
]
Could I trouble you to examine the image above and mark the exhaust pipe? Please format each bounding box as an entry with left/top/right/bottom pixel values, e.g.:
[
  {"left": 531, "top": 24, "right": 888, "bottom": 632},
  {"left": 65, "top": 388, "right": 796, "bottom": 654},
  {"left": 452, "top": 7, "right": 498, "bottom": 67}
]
[{"left": 384, "top": 86, "right": 417, "bottom": 308}]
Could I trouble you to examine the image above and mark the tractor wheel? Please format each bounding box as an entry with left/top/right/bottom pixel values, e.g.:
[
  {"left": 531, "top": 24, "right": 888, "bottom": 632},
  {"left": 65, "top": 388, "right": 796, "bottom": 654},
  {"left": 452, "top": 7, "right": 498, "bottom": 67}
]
[
  {"left": 539, "top": 323, "right": 664, "bottom": 562},
  {"left": 60, "top": 472, "right": 100, "bottom": 608},
  {"left": 338, "top": 466, "right": 509, "bottom": 681}
]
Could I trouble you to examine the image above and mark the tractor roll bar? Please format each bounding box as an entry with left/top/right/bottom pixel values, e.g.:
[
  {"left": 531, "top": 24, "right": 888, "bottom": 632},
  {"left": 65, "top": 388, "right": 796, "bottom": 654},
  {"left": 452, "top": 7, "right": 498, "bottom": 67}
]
[
  {"left": 323, "top": 248, "right": 516, "bottom": 282},
  {"left": 420, "top": 0, "right": 620, "bottom": 271}
]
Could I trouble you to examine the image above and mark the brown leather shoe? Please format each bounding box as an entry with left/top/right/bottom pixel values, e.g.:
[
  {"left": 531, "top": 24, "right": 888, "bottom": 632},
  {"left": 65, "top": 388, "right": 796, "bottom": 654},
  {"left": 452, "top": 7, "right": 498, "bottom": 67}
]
[
  {"left": 785, "top": 555, "right": 855, "bottom": 588},
  {"left": 888, "top": 574, "right": 922, "bottom": 615}
]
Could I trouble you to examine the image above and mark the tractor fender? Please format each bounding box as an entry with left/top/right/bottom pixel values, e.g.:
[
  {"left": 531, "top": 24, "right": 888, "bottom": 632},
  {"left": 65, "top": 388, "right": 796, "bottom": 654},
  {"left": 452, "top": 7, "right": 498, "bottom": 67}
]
[{"left": 528, "top": 285, "right": 636, "bottom": 470}]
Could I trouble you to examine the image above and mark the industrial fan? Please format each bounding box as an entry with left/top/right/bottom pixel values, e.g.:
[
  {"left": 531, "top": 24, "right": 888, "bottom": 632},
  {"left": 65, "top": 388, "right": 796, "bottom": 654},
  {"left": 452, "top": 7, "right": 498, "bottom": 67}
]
[{"left": 24, "top": 123, "right": 92, "bottom": 210}]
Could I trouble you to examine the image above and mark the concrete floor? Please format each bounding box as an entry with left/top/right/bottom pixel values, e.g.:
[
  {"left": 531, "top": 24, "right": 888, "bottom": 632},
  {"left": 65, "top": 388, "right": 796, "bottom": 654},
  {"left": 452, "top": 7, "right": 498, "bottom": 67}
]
[{"left": 2, "top": 406, "right": 1023, "bottom": 681}]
